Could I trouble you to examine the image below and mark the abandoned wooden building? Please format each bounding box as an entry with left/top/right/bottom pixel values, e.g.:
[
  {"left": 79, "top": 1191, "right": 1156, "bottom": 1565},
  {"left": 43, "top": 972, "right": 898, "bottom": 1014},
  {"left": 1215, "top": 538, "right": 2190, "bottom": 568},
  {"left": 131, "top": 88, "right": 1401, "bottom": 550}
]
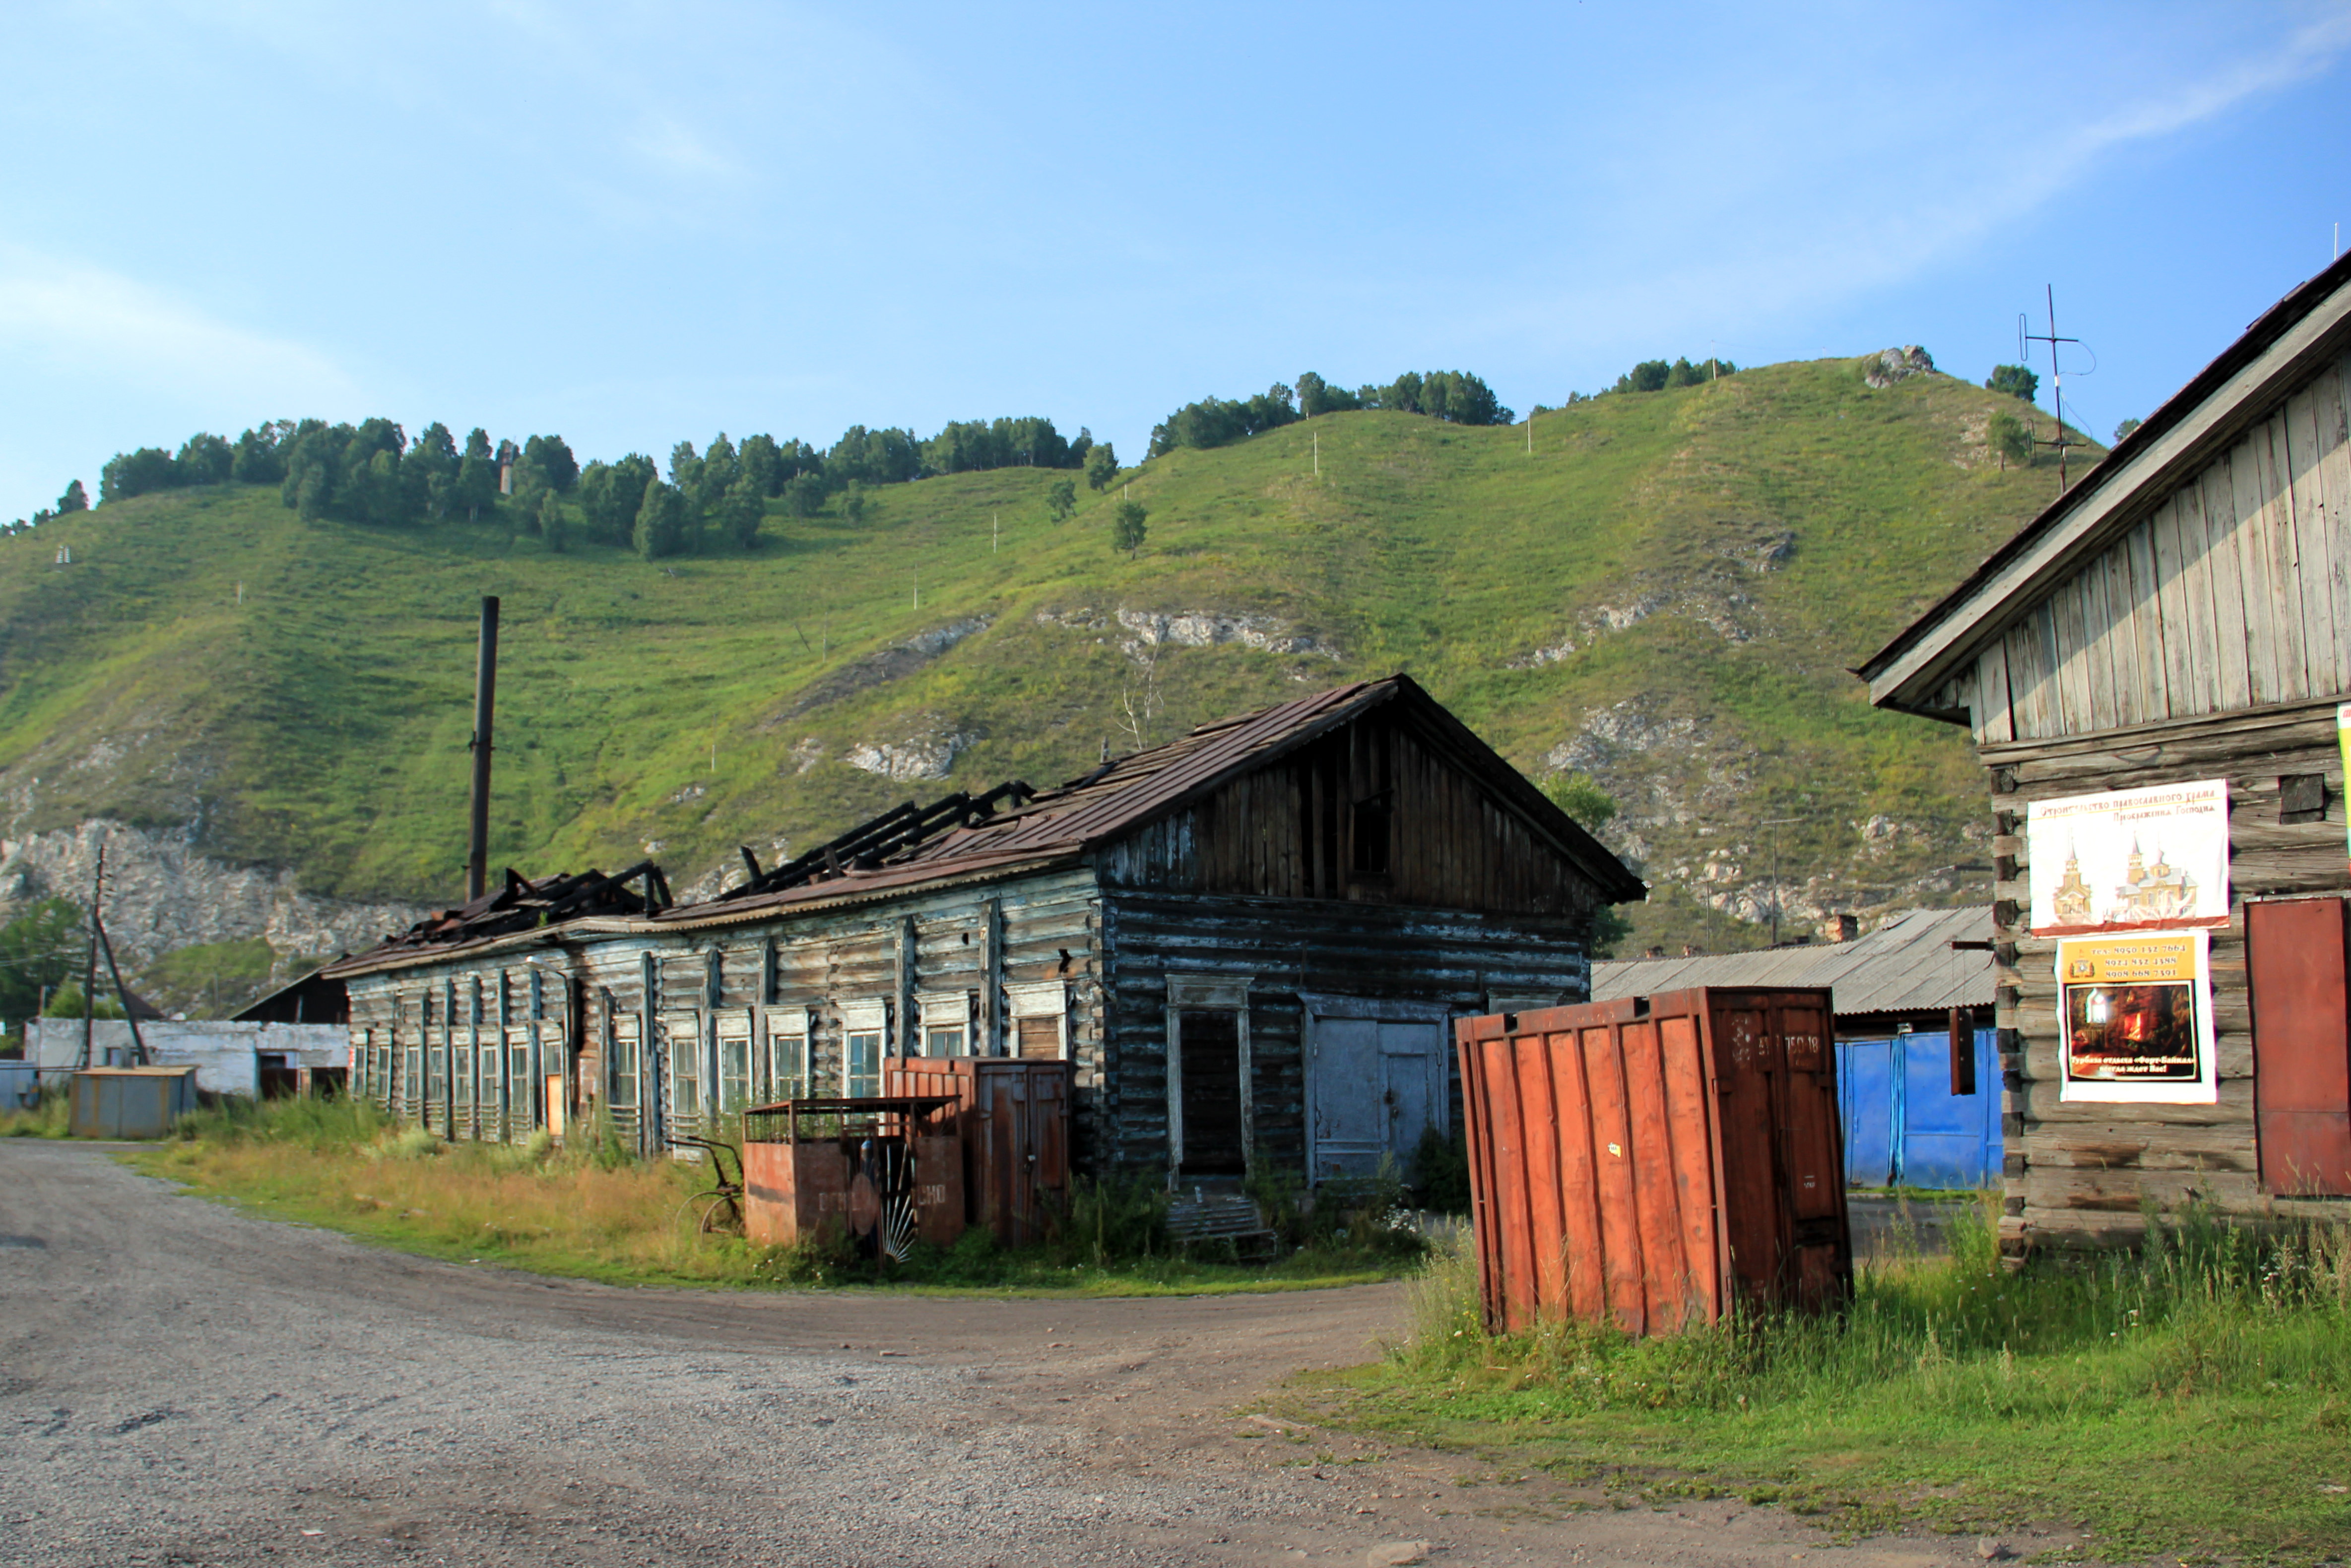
[
  {"left": 1862, "top": 250, "right": 2351, "bottom": 1254},
  {"left": 327, "top": 674, "right": 1643, "bottom": 1183}
]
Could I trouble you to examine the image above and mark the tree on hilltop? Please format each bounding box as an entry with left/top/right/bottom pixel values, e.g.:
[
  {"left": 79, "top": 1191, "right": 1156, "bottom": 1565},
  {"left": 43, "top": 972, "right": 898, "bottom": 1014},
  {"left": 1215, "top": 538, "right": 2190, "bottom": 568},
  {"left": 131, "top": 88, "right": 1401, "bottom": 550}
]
[
  {"left": 1085, "top": 442, "right": 1118, "bottom": 492},
  {"left": 1986, "top": 364, "right": 2039, "bottom": 403}
]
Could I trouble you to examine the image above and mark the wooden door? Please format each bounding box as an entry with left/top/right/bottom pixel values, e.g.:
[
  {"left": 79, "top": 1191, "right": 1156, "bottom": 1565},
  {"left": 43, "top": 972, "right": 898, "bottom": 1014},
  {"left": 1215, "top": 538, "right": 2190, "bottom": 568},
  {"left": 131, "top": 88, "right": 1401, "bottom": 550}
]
[{"left": 2249, "top": 897, "right": 2351, "bottom": 1196}]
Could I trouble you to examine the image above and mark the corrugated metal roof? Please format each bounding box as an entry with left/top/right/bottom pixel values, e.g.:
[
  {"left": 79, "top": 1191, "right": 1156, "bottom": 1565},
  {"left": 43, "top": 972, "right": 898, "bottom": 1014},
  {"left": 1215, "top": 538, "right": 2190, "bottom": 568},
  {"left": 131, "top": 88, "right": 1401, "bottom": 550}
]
[
  {"left": 662, "top": 672, "right": 1640, "bottom": 924},
  {"left": 1589, "top": 906, "right": 1992, "bottom": 1021}
]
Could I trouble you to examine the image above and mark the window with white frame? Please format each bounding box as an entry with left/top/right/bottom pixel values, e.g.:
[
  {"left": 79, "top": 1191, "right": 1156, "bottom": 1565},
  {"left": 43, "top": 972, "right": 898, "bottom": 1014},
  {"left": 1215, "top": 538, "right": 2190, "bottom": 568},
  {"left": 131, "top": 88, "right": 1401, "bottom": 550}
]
[
  {"left": 765, "top": 1007, "right": 811, "bottom": 1103},
  {"left": 918, "top": 990, "right": 972, "bottom": 1057},
  {"left": 1006, "top": 981, "right": 1069, "bottom": 1061},
  {"left": 840, "top": 999, "right": 887, "bottom": 1097},
  {"left": 716, "top": 1009, "right": 753, "bottom": 1114}
]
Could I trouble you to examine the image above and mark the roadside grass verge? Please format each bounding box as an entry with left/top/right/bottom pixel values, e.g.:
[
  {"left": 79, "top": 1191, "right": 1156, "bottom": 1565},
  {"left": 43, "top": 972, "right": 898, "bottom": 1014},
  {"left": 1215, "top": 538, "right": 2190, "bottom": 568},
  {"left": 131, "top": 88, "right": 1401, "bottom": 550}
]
[
  {"left": 129, "top": 1097, "right": 1416, "bottom": 1297},
  {"left": 1322, "top": 1200, "right": 2351, "bottom": 1563},
  {"left": 0, "top": 1084, "right": 72, "bottom": 1137}
]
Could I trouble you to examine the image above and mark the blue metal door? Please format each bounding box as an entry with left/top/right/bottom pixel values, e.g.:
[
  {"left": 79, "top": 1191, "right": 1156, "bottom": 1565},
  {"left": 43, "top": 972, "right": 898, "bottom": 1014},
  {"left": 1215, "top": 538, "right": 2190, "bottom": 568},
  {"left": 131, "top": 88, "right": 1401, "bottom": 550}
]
[{"left": 1837, "top": 1040, "right": 1896, "bottom": 1187}]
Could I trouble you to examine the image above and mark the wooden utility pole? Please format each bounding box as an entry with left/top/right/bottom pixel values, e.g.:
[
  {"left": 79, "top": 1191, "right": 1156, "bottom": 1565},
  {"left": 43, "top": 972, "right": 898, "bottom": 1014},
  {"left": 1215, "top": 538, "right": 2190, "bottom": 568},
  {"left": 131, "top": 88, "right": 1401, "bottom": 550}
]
[
  {"left": 76, "top": 841, "right": 104, "bottom": 1068},
  {"left": 465, "top": 596, "right": 500, "bottom": 902}
]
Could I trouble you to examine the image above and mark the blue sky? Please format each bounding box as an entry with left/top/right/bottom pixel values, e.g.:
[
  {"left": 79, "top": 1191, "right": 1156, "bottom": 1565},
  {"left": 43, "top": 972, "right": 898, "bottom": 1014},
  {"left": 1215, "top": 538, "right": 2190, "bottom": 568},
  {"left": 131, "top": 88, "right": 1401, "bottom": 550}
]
[{"left": 2, "top": 1, "right": 2347, "bottom": 521}]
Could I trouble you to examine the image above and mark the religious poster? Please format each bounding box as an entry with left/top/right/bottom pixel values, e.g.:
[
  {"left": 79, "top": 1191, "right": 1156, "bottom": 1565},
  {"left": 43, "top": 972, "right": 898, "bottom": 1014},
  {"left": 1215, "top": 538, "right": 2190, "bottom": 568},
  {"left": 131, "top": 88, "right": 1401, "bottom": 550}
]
[
  {"left": 2025, "top": 779, "right": 2230, "bottom": 936},
  {"left": 2055, "top": 930, "right": 2218, "bottom": 1104}
]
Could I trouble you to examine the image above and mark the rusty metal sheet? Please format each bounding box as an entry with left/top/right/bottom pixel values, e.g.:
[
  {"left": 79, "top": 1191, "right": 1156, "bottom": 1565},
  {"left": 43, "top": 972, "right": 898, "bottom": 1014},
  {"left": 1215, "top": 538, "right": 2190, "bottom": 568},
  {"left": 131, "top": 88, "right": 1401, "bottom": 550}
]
[
  {"left": 885, "top": 1057, "right": 1072, "bottom": 1246},
  {"left": 1457, "top": 987, "right": 1850, "bottom": 1336},
  {"left": 2250, "top": 897, "right": 2351, "bottom": 1196}
]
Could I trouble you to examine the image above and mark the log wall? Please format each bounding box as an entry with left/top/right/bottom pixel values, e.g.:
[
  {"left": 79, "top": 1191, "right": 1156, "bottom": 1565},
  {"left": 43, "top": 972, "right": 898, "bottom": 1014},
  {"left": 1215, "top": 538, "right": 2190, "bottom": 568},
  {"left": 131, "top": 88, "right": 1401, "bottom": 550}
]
[{"left": 1981, "top": 698, "right": 2351, "bottom": 1254}]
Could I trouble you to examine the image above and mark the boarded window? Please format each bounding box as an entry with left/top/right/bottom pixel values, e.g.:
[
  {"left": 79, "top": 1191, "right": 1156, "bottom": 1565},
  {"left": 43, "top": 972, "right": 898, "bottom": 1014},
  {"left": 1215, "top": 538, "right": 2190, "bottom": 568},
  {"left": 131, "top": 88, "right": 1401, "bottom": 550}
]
[
  {"left": 1017, "top": 1016, "right": 1062, "bottom": 1060},
  {"left": 2249, "top": 897, "right": 2351, "bottom": 1196}
]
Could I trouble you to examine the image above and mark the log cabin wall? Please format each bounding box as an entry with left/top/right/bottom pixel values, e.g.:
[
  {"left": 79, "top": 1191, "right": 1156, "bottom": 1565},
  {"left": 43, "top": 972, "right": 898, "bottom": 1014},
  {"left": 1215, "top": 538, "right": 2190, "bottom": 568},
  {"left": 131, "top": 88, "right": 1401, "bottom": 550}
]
[
  {"left": 340, "top": 866, "right": 1109, "bottom": 1161},
  {"left": 1980, "top": 699, "right": 2351, "bottom": 1254},
  {"left": 1098, "top": 890, "right": 1592, "bottom": 1175}
]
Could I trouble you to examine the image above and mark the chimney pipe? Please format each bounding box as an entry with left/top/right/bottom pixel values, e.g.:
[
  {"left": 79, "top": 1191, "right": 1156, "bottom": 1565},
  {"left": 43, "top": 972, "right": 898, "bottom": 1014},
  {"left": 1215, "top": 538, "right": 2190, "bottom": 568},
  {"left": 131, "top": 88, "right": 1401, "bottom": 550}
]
[{"left": 466, "top": 595, "right": 500, "bottom": 901}]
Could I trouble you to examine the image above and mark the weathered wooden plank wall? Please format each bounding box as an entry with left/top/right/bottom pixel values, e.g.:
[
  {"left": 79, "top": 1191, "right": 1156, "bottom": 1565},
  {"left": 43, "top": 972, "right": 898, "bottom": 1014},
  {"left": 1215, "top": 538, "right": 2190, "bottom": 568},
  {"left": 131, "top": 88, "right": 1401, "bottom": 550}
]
[
  {"left": 1979, "top": 700, "right": 2351, "bottom": 1251},
  {"left": 1951, "top": 349, "right": 2351, "bottom": 745},
  {"left": 1098, "top": 711, "right": 1602, "bottom": 924}
]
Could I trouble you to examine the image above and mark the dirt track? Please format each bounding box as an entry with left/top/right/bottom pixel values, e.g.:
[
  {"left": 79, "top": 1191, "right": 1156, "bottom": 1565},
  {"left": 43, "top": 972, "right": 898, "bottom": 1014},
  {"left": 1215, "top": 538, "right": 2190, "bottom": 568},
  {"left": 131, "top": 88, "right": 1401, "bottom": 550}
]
[{"left": 0, "top": 1142, "right": 1996, "bottom": 1567}]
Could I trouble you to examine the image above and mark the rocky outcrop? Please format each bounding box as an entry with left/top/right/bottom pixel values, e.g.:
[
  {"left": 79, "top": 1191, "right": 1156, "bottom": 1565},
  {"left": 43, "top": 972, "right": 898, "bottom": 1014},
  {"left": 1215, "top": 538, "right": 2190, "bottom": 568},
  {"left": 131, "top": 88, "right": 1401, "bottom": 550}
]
[
  {"left": 1864, "top": 346, "right": 1936, "bottom": 388},
  {"left": 769, "top": 617, "right": 994, "bottom": 725},
  {"left": 0, "top": 819, "right": 428, "bottom": 968},
  {"left": 845, "top": 728, "right": 972, "bottom": 782}
]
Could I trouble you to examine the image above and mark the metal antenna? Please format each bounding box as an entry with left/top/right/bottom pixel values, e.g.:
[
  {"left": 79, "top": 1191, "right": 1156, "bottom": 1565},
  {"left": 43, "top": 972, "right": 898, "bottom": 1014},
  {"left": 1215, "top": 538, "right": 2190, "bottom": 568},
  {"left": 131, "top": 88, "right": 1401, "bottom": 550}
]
[{"left": 2022, "top": 286, "right": 2086, "bottom": 491}]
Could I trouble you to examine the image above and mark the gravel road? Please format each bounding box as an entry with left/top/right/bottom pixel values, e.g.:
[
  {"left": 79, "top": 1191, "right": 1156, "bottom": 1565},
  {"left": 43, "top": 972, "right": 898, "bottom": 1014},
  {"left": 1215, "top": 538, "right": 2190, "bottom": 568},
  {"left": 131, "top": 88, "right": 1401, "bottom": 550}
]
[{"left": 0, "top": 1142, "right": 2000, "bottom": 1568}]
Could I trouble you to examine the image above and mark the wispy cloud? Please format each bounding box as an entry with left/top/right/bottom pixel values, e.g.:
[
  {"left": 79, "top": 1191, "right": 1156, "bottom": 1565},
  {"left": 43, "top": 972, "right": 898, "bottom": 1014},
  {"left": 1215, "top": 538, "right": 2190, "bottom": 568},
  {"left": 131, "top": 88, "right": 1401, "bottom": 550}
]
[
  {"left": 0, "top": 245, "right": 360, "bottom": 413},
  {"left": 1488, "top": 8, "right": 2351, "bottom": 360}
]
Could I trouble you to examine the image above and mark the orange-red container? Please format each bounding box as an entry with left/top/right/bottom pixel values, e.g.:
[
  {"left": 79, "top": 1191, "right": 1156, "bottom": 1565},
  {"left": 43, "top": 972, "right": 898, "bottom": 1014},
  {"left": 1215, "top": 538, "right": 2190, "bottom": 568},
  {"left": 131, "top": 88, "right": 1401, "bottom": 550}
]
[
  {"left": 742, "top": 1118, "right": 964, "bottom": 1252},
  {"left": 1456, "top": 988, "right": 1851, "bottom": 1336},
  {"left": 885, "top": 1058, "right": 1072, "bottom": 1245}
]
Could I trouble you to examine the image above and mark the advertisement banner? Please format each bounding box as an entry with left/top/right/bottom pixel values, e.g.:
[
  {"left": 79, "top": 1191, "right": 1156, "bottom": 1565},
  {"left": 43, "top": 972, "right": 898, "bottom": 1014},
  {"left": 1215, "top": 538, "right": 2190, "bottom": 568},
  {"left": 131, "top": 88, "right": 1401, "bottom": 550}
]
[
  {"left": 2056, "top": 930, "right": 2217, "bottom": 1104},
  {"left": 2026, "top": 779, "right": 2229, "bottom": 936}
]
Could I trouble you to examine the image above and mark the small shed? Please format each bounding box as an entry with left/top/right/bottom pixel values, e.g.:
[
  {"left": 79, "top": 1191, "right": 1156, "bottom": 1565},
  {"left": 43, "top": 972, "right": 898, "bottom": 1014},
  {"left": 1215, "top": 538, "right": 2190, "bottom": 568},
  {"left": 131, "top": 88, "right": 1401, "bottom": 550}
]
[
  {"left": 1592, "top": 908, "right": 1999, "bottom": 1189},
  {"left": 1861, "top": 251, "right": 2351, "bottom": 1255},
  {"left": 68, "top": 1066, "right": 199, "bottom": 1138}
]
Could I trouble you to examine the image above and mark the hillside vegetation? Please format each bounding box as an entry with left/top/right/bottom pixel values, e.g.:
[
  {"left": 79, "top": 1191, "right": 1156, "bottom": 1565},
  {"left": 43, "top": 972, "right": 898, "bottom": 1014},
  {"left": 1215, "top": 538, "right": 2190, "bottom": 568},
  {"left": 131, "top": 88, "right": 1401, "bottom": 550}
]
[{"left": 0, "top": 354, "right": 2093, "bottom": 965}]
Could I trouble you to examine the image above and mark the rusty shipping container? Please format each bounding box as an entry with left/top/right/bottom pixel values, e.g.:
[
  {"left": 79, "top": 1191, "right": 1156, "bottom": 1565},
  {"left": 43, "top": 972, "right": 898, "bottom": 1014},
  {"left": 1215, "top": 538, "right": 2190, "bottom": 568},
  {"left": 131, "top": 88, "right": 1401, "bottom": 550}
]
[
  {"left": 885, "top": 1058, "right": 1072, "bottom": 1246},
  {"left": 1456, "top": 988, "right": 1852, "bottom": 1336}
]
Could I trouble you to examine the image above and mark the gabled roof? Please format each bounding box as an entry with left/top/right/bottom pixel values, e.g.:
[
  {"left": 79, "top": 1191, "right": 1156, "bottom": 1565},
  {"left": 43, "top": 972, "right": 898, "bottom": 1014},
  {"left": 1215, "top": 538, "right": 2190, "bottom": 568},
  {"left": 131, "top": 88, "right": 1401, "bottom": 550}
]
[
  {"left": 327, "top": 674, "right": 1641, "bottom": 975},
  {"left": 665, "top": 672, "right": 1643, "bottom": 928},
  {"left": 1864, "top": 250, "right": 2351, "bottom": 716},
  {"left": 1589, "top": 906, "right": 1991, "bottom": 1023}
]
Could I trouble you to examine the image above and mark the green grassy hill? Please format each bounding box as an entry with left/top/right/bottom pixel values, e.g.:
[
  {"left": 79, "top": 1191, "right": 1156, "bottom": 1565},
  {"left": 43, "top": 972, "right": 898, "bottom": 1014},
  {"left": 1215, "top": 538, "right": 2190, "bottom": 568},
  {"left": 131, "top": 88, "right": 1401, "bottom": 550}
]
[{"left": 0, "top": 354, "right": 2087, "bottom": 970}]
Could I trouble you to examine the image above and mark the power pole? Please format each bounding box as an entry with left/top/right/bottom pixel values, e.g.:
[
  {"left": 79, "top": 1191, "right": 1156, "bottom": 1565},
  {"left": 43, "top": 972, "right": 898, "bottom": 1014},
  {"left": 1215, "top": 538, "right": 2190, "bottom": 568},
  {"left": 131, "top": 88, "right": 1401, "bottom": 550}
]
[{"left": 76, "top": 841, "right": 105, "bottom": 1069}]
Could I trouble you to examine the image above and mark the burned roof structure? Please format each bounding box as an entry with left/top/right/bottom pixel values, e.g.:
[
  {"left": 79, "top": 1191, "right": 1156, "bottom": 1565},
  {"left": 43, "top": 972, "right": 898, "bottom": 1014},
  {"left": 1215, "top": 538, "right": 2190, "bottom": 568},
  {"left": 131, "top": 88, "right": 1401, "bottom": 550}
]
[{"left": 331, "top": 673, "right": 1641, "bottom": 1187}]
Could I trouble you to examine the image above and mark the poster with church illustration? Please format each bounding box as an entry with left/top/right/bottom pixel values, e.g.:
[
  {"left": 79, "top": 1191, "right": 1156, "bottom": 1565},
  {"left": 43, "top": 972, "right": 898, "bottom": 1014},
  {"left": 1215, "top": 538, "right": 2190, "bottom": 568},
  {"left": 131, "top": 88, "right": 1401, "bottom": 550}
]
[{"left": 2026, "top": 778, "right": 2230, "bottom": 937}]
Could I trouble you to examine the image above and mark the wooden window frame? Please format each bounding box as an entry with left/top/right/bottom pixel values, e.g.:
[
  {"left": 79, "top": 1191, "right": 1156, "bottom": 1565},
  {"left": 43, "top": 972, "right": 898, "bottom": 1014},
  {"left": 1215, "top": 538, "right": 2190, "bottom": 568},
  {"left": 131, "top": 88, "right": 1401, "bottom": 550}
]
[
  {"left": 840, "top": 999, "right": 888, "bottom": 1097},
  {"left": 917, "top": 989, "right": 973, "bottom": 1059},
  {"left": 1165, "top": 973, "right": 1254, "bottom": 1180},
  {"left": 765, "top": 1006, "right": 812, "bottom": 1104}
]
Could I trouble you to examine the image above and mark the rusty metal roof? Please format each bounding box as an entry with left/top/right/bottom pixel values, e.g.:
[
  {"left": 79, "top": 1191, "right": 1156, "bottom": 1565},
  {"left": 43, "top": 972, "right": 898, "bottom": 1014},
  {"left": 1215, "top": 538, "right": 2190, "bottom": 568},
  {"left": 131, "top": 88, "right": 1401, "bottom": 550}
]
[
  {"left": 663, "top": 672, "right": 1641, "bottom": 926},
  {"left": 1588, "top": 906, "right": 1992, "bottom": 1023}
]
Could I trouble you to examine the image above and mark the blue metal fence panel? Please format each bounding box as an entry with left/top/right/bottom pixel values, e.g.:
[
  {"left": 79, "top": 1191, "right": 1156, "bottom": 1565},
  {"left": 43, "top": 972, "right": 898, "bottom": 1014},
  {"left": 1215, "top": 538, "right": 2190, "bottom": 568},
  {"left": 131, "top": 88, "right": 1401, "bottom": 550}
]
[{"left": 1835, "top": 1030, "right": 2000, "bottom": 1190}]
